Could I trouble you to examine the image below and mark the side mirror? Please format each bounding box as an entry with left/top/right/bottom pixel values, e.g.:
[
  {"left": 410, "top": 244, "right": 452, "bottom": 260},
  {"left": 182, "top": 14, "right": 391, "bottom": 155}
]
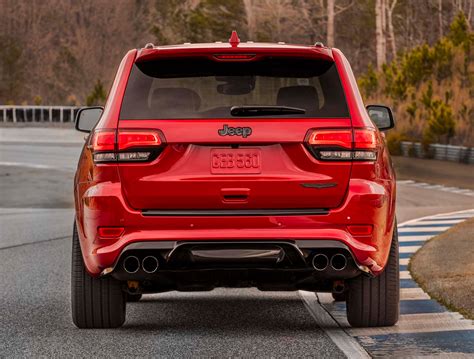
[
  {"left": 75, "top": 107, "right": 104, "bottom": 133},
  {"left": 366, "top": 105, "right": 395, "bottom": 131}
]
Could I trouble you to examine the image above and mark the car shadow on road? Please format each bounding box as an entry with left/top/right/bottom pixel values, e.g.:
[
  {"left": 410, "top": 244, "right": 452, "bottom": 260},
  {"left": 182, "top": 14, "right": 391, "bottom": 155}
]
[{"left": 124, "top": 294, "right": 319, "bottom": 332}]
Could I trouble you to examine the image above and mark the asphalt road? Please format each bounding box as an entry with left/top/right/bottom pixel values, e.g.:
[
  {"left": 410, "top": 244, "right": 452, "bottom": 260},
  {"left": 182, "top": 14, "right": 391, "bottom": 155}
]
[{"left": 0, "top": 128, "right": 473, "bottom": 357}]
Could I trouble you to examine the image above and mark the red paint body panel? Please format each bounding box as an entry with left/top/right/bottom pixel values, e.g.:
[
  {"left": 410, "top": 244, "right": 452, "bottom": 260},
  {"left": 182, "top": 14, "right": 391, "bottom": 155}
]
[{"left": 74, "top": 41, "right": 396, "bottom": 280}]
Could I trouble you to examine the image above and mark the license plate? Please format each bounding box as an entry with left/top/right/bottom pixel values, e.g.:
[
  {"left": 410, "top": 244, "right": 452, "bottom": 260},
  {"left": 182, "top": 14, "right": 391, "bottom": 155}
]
[{"left": 211, "top": 149, "right": 261, "bottom": 174}]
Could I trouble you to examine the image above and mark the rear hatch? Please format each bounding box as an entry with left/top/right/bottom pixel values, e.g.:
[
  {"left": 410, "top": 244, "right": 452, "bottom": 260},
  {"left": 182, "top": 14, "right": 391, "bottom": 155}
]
[{"left": 117, "top": 55, "right": 352, "bottom": 211}]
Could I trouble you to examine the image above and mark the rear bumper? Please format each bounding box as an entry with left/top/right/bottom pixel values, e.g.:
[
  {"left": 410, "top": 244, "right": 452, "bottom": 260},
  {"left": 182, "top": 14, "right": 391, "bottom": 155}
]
[{"left": 75, "top": 178, "right": 395, "bottom": 277}]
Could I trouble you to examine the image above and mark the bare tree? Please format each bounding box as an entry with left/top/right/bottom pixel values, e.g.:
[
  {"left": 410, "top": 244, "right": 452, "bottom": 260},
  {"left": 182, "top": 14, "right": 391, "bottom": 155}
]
[
  {"left": 243, "top": 0, "right": 257, "bottom": 39},
  {"left": 375, "top": 0, "right": 387, "bottom": 70},
  {"left": 438, "top": 0, "right": 444, "bottom": 37},
  {"left": 386, "top": 0, "right": 397, "bottom": 60},
  {"left": 327, "top": 0, "right": 335, "bottom": 47},
  {"left": 326, "top": 0, "right": 353, "bottom": 47}
]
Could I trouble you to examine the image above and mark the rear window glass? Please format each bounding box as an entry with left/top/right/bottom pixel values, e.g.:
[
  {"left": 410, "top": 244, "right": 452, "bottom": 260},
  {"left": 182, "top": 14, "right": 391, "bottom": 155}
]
[{"left": 119, "top": 57, "right": 349, "bottom": 119}]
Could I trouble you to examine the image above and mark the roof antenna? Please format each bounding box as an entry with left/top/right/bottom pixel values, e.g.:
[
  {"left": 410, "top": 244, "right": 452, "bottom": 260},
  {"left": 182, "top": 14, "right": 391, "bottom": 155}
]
[{"left": 229, "top": 30, "right": 240, "bottom": 47}]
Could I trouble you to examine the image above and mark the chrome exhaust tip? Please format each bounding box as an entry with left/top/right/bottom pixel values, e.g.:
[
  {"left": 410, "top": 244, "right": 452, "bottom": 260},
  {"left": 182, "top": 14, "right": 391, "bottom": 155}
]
[
  {"left": 312, "top": 254, "right": 329, "bottom": 271},
  {"left": 142, "top": 256, "right": 159, "bottom": 274},
  {"left": 123, "top": 256, "right": 140, "bottom": 274},
  {"left": 330, "top": 253, "right": 347, "bottom": 271}
]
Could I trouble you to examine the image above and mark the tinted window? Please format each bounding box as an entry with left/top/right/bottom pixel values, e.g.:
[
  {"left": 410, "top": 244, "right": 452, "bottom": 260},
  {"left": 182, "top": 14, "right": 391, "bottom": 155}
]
[{"left": 120, "top": 57, "right": 349, "bottom": 119}]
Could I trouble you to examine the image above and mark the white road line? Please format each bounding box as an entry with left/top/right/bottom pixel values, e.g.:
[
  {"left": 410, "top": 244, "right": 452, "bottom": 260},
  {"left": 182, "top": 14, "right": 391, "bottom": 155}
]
[
  {"left": 400, "top": 258, "right": 410, "bottom": 265},
  {"left": 396, "top": 180, "right": 415, "bottom": 184},
  {"left": 399, "top": 271, "right": 411, "bottom": 279},
  {"left": 398, "top": 235, "right": 432, "bottom": 242},
  {"left": 0, "top": 161, "right": 71, "bottom": 170},
  {"left": 434, "top": 213, "right": 474, "bottom": 220},
  {"left": 299, "top": 291, "right": 371, "bottom": 359},
  {"left": 348, "top": 312, "right": 474, "bottom": 336},
  {"left": 398, "top": 208, "right": 474, "bottom": 228},
  {"left": 399, "top": 227, "right": 449, "bottom": 233},
  {"left": 399, "top": 245, "right": 421, "bottom": 253},
  {"left": 413, "top": 219, "right": 464, "bottom": 225},
  {"left": 400, "top": 287, "right": 430, "bottom": 300}
]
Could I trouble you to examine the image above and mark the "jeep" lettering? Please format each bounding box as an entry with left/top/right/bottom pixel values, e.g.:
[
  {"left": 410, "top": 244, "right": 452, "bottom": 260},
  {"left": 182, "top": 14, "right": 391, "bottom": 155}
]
[{"left": 218, "top": 124, "right": 252, "bottom": 138}]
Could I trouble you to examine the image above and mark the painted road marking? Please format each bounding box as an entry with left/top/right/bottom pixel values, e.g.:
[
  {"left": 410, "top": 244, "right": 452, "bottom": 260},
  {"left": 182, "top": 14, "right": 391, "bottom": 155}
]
[
  {"left": 399, "top": 245, "right": 422, "bottom": 253},
  {"left": 398, "top": 235, "right": 431, "bottom": 242},
  {"left": 0, "top": 161, "right": 73, "bottom": 171},
  {"left": 399, "top": 226, "right": 450, "bottom": 232},
  {"left": 400, "top": 258, "right": 409, "bottom": 265},
  {"left": 318, "top": 209, "right": 474, "bottom": 357},
  {"left": 400, "top": 271, "right": 411, "bottom": 279},
  {"left": 400, "top": 288, "right": 430, "bottom": 300},
  {"left": 299, "top": 291, "right": 370, "bottom": 359}
]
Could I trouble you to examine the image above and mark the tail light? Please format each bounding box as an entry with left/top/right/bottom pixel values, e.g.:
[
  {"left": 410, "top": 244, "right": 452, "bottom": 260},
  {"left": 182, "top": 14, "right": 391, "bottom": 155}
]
[
  {"left": 90, "top": 129, "right": 165, "bottom": 163},
  {"left": 306, "top": 128, "right": 377, "bottom": 161}
]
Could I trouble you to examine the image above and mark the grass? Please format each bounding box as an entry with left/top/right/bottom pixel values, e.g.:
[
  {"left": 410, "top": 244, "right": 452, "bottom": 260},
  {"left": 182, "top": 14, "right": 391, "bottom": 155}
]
[{"left": 409, "top": 217, "right": 474, "bottom": 320}]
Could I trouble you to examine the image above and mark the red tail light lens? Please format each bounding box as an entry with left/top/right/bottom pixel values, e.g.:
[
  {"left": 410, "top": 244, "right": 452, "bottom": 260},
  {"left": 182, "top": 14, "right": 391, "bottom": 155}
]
[
  {"left": 90, "top": 129, "right": 165, "bottom": 163},
  {"left": 306, "top": 128, "right": 377, "bottom": 161},
  {"left": 353, "top": 129, "right": 377, "bottom": 149},
  {"left": 118, "top": 131, "right": 162, "bottom": 150},
  {"left": 307, "top": 129, "right": 352, "bottom": 149},
  {"left": 91, "top": 131, "right": 115, "bottom": 152}
]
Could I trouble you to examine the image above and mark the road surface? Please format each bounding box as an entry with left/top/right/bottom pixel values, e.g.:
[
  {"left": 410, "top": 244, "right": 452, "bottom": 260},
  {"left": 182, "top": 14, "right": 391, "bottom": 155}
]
[{"left": 0, "top": 128, "right": 472, "bottom": 357}]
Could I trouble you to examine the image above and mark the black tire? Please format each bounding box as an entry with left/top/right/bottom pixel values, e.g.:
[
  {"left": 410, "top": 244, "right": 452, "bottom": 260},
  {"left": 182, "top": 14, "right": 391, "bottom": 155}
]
[
  {"left": 126, "top": 293, "right": 142, "bottom": 302},
  {"left": 71, "top": 222, "right": 126, "bottom": 328},
  {"left": 332, "top": 291, "right": 346, "bottom": 302},
  {"left": 346, "top": 223, "right": 399, "bottom": 327}
]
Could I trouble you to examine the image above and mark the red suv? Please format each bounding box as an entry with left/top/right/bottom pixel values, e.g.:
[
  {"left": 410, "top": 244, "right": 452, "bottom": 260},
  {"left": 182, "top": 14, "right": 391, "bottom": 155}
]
[{"left": 72, "top": 32, "right": 398, "bottom": 329}]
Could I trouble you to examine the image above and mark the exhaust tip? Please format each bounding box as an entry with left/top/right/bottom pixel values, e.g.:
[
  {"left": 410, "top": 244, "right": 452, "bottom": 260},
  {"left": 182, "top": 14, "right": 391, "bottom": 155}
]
[
  {"left": 330, "top": 253, "right": 347, "bottom": 271},
  {"left": 123, "top": 256, "right": 140, "bottom": 274},
  {"left": 312, "top": 254, "right": 329, "bottom": 271},
  {"left": 142, "top": 256, "right": 159, "bottom": 274}
]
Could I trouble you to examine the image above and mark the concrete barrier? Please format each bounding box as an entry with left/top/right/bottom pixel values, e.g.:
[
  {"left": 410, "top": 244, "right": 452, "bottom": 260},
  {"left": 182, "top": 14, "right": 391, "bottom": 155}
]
[{"left": 401, "top": 141, "right": 474, "bottom": 164}]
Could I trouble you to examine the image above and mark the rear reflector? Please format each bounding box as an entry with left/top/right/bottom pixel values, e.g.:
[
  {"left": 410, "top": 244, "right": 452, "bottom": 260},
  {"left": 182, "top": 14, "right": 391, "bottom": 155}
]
[
  {"left": 98, "top": 227, "right": 124, "bottom": 238},
  {"left": 347, "top": 225, "right": 373, "bottom": 236}
]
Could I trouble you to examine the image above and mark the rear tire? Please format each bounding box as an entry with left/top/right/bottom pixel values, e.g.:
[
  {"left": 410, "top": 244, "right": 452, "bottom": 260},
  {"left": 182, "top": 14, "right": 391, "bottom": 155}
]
[
  {"left": 332, "top": 291, "right": 346, "bottom": 302},
  {"left": 71, "top": 222, "right": 126, "bottom": 328},
  {"left": 126, "top": 293, "right": 142, "bottom": 302},
  {"left": 346, "top": 223, "right": 399, "bottom": 327}
]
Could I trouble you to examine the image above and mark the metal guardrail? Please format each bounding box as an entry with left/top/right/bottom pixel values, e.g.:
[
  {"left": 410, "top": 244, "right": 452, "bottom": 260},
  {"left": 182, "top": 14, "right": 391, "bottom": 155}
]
[
  {"left": 401, "top": 141, "right": 474, "bottom": 164},
  {"left": 0, "top": 105, "right": 80, "bottom": 123},
  {"left": 2, "top": 106, "right": 473, "bottom": 164}
]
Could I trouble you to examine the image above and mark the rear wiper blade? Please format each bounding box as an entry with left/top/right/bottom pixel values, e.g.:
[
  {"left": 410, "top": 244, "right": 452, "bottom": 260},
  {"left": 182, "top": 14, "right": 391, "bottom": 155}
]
[{"left": 230, "top": 105, "right": 306, "bottom": 117}]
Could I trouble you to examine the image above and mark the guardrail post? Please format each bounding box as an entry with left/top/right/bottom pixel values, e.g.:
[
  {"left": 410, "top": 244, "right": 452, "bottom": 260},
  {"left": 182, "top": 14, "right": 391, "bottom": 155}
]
[
  {"left": 60, "top": 107, "right": 64, "bottom": 123},
  {"left": 49, "top": 107, "right": 52, "bottom": 122},
  {"left": 2, "top": 108, "right": 6, "bottom": 122},
  {"left": 13, "top": 107, "right": 17, "bottom": 123}
]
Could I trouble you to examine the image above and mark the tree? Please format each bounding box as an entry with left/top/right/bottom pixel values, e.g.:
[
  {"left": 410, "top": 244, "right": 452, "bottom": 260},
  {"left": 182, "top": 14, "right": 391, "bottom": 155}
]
[
  {"left": 327, "top": 0, "right": 335, "bottom": 47},
  {"left": 386, "top": 0, "right": 397, "bottom": 60},
  {"left": 86, "top": 80, "right": 107, "bottom": 106},
  {"left": 326, "top": 0, "right": 353, "bottom": 47},
  {"left": 375, "top": 0, "right": 387, "bottom": 70}
]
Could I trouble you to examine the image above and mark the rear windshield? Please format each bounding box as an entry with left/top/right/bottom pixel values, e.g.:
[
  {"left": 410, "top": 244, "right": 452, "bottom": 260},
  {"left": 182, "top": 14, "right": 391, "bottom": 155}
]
[{"left": 119, "top": 57, "right": 349, "bottom": 119}]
